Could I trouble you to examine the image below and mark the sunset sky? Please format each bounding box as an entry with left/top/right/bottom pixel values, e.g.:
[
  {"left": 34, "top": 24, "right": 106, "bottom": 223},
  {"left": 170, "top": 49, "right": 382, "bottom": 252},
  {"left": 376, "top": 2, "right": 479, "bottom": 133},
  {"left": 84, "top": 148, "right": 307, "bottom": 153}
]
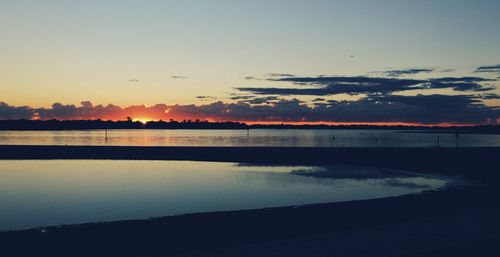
[{"left": 1, "top": 0, "right": 499, "bottom": 124}]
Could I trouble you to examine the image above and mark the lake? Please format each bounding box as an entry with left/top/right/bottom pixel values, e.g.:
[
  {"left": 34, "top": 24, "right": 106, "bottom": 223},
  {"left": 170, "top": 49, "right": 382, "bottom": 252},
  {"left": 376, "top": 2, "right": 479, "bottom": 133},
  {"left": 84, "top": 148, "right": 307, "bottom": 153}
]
[
  {"left": 0, "top": 129, "right": 499, "bottom": 147},
  {"left": 0, "top": 160, "right": 448, "bottom": 231}
]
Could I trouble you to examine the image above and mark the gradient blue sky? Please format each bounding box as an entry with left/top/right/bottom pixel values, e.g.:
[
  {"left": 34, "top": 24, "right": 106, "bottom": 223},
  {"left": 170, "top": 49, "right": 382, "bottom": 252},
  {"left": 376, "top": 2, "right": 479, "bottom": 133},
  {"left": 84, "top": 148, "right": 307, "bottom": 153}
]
[{"left": 0, "top": 0, "right": 499, "bottom": 124}]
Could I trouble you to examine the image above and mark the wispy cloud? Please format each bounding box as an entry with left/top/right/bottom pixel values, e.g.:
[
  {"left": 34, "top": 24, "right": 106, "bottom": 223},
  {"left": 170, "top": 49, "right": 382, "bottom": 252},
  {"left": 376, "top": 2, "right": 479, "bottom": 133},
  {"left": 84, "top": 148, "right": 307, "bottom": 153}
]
[
  {"left": 238, "top": 75, "right": 496, "bottom": 96},
  {"left": 229, "top": 95, "right": 255, "bottom": 100},
  {"left": 266, "top": 73, "right": 295, "bottom": 78},
  {"left": 381, "top": 68, "right": 434, "bottom": 77},
  {"left": 475, "top": 64, "right": 500, "bottom": 73},
  {"left": 237, "top": 96, "right": 281, "bottom": 105},
  {"left": 195, "top": 96, "right": 217, "bottom": 101}
]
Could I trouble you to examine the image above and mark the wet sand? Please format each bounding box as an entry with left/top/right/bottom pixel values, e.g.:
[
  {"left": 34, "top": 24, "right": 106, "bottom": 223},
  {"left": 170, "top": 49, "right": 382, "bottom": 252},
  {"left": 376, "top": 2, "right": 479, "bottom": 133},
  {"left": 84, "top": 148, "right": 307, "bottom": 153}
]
[{"left": 0, "top": 146, "right": 499, "bottom": 256}]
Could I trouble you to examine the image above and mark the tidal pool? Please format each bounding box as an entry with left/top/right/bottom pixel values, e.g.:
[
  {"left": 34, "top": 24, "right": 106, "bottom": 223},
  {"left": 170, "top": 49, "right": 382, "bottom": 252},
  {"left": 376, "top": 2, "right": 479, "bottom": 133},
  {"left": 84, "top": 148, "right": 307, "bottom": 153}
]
[{"left": 0, "top": 160, "right": 448, "bottom": 231}]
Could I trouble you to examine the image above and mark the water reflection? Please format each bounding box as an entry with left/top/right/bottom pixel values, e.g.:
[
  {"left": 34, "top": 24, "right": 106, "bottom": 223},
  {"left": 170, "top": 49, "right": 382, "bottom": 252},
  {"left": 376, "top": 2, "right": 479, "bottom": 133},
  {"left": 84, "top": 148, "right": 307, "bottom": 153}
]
[
  {"left": 0, "top": 160, "right": 449, "bottom": 231},
  {"left": 0, "top": 129, "right": 499, "bottom": 147}
]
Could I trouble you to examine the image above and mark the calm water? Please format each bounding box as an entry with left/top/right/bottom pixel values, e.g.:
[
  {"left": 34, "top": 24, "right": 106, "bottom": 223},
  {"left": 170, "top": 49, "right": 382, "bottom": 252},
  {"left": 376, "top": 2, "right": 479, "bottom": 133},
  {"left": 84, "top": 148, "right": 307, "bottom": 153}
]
[
  {"left": 0, "top": 129, "right": 499, "bottom": 147},
  {"left": 0, "top": 160, "right": 448, "bottom": 231}
]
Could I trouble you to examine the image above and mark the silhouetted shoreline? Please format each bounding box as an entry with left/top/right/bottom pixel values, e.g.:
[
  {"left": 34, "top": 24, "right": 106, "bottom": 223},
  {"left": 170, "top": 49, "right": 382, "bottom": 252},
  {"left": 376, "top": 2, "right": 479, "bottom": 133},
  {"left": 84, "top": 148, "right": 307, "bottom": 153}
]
[
  {"left": 0, "top": 146, "right": 499, "bottom": 256},
  {"left": 1, "top": 119, "right": 499, "bottom": 134}
]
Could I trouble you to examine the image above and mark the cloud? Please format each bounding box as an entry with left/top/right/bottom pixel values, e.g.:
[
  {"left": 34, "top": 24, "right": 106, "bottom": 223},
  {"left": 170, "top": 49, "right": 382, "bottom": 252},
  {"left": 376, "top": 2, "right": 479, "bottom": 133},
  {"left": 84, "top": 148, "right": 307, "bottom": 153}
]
[
  {"left": 382, "top": 68, "right": 434, "bottom": 77},
  {"left": 266, "top": 73, "right": 295, "bottom": 77},
  {"left": 31, "top": 101, "right": 170, "bottom": 121},
  {"left": 240, "top": 76, "right": 422, "bottom": 96},
  {"left": 475, "top": 64, "right": 500, "bottom": 73},
  {"left": 195, "top": 96, "right": 217, "bottom": 101},
  {"left": 166, "top": 95, "right": 499, "bottom": 124},
  {"left": 0, "top": 95, "right": 498, "bottom": 124},
  {"left": 171, "top": 76, "right": 188, "bottom": 79},
  {"left": 229, "top": 95, "right": 255, "bottom": 100},
  {"left": 245, "top": 73, "right": 295, "bottom": 80},
  {"left": 236, "top": 96, "right": 281, "bottom": 105},
  {"left": 480, "top": 93, "right": 500, "bottom": 100},
  {"left": 372, "top": 94, "right": 482, "bottom": 109},
  {"left": 128, "top": 79, "right": 140, "bottom": 82},
  {"left": 0, "top": 102, "right": 34, "bottom": 119},
  {"left": 430, "top": 77, "right": 492, "bottom": 83},
  {"left": 237, "top": 75, "right": 496, "bottom": 96},
  {"left": 428, "top": 77, "right": 496, "bottom": 91}
]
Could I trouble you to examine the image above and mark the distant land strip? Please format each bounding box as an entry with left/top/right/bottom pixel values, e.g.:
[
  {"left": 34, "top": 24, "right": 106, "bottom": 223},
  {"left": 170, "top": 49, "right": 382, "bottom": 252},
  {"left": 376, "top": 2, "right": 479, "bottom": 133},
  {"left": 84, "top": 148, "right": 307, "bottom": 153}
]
[{"left": 0, "top": 120, "right": 499, "bottom": 133}]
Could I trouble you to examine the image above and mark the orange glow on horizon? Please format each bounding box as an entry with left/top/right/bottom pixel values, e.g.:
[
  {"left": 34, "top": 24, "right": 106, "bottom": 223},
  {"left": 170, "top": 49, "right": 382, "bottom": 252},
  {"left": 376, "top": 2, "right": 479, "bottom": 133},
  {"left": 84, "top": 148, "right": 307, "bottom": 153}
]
[{"left": 132, "top": 118, "right": 153, "bottom": 124}]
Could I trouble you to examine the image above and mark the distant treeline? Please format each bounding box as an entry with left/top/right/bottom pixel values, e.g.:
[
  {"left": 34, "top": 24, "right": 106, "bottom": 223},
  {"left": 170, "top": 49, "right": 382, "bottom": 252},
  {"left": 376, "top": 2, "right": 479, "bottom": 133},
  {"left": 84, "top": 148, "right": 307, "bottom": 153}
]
[
  {"left": 0, "top": 119, "right": 499, "bottom": 134},
  {"left": 0, "top": 119, "right": 248, "bottom": 130}
]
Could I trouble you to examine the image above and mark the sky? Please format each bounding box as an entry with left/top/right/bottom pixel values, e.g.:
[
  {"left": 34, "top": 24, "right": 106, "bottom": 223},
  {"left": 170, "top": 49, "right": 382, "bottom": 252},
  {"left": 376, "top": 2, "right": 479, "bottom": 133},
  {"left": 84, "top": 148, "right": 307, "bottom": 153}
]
[{"left": 0, "top": 0, "right": 499, "bottom": 124}]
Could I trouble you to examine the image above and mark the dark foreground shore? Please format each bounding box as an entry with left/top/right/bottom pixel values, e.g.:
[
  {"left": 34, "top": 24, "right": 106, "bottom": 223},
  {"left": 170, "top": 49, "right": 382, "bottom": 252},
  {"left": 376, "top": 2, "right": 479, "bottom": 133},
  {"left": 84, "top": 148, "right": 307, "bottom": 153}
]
[
  {"left": 0, "top": 146, "right": 499, "bottom": 256},
  {"left": 0, "top": 145, "right": 499, "bottom": 176}
]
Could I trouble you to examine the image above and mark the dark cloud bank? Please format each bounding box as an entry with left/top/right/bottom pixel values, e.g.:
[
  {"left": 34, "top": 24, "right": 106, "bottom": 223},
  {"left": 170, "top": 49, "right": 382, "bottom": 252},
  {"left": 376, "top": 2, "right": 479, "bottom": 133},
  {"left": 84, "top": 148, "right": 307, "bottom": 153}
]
[
  {"left": 475, "top": 64, "right": 500, "bottom": 73},
  {"left": 381, "top": 68, "right": 434, "bottom": 77},
  {"left": 1, "top": 94, "right": 499, "bottom": 124}
]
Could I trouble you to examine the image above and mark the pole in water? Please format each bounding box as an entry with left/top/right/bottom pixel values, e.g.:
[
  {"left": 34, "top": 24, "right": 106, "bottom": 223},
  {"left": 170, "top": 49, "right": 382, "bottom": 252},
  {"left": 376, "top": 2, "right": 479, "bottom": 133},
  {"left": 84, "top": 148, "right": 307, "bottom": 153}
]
[
  {"left": 246, "top": 128, "right": 250, "bottom": 136},
  {"left": 105, "top": 128, "right": 108, "bottom": 141},
  {"left": 437, "top": 136, "right": 440, "bottom": 148}
]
